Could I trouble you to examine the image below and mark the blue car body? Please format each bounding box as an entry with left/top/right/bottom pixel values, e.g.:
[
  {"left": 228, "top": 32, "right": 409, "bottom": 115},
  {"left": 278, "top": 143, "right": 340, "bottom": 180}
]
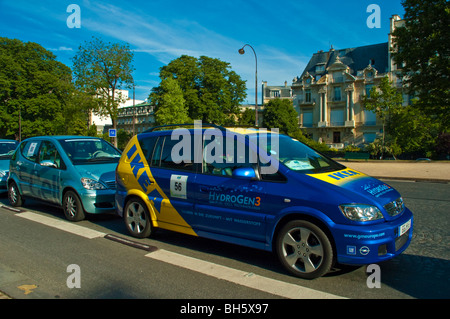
[
  {"left": 0, "top": 139, "right": 19, "bottom": 192},
  {"left": 115, "top": 126, "right": 413, "bottom": 278},
  {"left": 8, "top": 136, "right": 121, "bottom": 221}
]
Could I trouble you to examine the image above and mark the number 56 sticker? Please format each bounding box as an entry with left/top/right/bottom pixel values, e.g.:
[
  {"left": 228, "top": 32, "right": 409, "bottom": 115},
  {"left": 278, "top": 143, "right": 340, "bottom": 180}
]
[{"left": 170, "top": 175, "right": 188, "bottom": 199}]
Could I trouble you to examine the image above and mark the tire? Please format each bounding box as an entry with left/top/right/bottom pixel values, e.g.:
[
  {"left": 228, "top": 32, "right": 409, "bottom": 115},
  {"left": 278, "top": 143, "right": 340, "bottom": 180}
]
[
  {"left": 8, "top": 181, "right": 24, "bottom": 207},
  {"left": 124, "top": 197, "right": 153, "bottom": 238},
  {"left": 275, "top": 220, "right": 334, "bottom": 279},
  {"left": 63, "top": 190, "right": 85, "bottom": 222}
]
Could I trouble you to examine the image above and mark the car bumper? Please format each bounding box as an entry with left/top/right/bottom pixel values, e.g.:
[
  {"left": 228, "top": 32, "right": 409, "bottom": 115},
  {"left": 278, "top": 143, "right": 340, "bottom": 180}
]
[
  {"left": 332, "top": 208, "right": 413, "bottom": 265},
  {"left": 0, "top": 175, "right": 7, "bottom": 192},
  {"left": 78, "top": 188, "right": 117, "bottom": 214}
]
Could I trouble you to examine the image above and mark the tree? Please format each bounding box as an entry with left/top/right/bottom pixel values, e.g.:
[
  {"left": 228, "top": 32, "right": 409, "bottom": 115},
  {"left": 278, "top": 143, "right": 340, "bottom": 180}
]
[
  {"left": 389, "top": 103, "right": 440, "bottom": 157},
  {"left": 361, "top": 76, "right": 403, "bottom": 158},
  {"left": 262, "top": 98, "right": 298, "bottom": 135},
  {"left": 153, "top": 77, "right": 190, "bottom": 125},
  {"left": 150, "top": 55, "right": 246, "bottom": 125},
  {"left": 72, "top": 37, "right": 134, "bottom": 146},
  {"left": 0, "top": 37, "right": 87, "bottom": 140},
  {"left": 392, "top": 0, "right": 450, "bottom": 130},
  {"left": 239, "top": 108, "right": 256, "bottom": 126}
]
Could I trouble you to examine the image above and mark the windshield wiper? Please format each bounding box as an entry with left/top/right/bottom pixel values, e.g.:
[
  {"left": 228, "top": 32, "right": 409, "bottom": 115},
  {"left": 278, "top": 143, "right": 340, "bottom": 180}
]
[{"left": 86, "top": 156, "right": 119, "bottom": 162}]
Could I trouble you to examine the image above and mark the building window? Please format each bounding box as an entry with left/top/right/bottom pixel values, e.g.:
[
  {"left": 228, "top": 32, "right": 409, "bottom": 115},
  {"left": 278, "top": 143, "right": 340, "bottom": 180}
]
[
  {"left": 365, "top": 85, "right": 374, "bottom": 97},
  {"left": 302, "top": 111, "right": 313, "bottom": 128},
  {"left": 334, "top": 87, "right": 341, "bottom": 101},
  {"left": 363, "top": 133, "right": 377, "bottom": 143},
  {"left": 316, "top": 65, "right": 325, "bottom": 72},
  {"left": 364, "top": 110, "right": 377, "bottom": 125},
  {"left": 305, "top": 89, "right": 311, "bottom": 103},
  {"left": 271, "top": 90, "right": 280, "bottom": 98},
  {"left": 330, "top": 109, "right": 344, "bottom": 126}
]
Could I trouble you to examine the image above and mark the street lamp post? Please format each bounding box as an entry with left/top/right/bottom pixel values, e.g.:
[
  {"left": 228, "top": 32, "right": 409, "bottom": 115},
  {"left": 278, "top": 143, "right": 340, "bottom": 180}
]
[{"left": 238, "top": 44, "right": 258, "bottom": 127}]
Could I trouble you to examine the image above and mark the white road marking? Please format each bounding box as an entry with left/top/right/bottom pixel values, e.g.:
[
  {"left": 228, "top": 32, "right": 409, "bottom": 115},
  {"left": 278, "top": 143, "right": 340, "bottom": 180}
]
[
  {"left": 16, "top": 211, "right": 105, "bottom": 239},
  {"left": 146, "top": 249, "right": 346, "bottom": 299}
]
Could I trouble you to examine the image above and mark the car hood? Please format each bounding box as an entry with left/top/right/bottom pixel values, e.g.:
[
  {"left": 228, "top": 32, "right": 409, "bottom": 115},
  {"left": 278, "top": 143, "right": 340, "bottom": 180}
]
[
  {"left": 0, "top": 159, "right": 10, "bottom": 171},
  {"left": 306, "top": 168, "right": 401, "bottom": 207},
  {"left": 75, "top": 163, "right": 118, "bottom": 182}
]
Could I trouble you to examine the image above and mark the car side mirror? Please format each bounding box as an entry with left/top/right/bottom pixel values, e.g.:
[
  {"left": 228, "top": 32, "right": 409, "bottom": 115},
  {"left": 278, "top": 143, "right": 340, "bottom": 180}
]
[
  {"left": 232, "top": 167, "right": 257, "bottom": 180},
  {"left": 40, "top": 160, "right": 57, "bottom": 168}
]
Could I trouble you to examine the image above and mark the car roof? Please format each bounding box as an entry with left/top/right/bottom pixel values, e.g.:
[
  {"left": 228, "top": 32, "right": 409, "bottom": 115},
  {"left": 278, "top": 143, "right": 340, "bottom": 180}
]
[
  {"left": 22, "top": 135, "right": 103, "bottom": 141},
  {"left": 0, "top": 139, "right": 19, "bottom": 143},
  {"left": 138, "top": 125, "right": 280, "bottom": 137}
]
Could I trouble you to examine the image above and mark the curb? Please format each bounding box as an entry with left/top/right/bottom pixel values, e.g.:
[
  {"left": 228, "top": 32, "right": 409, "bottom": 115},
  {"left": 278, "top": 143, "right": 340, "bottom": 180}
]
[
  {"left": 373, "top": 176, "right": 450, "bottom": 184},
  {"left": 0, "top": 291, "right": 12, "bottom": 299}
]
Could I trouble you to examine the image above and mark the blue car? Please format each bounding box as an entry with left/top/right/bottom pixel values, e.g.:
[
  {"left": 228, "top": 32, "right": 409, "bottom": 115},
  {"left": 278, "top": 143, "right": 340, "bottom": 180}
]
[
  {"left": 0, "top": 139, "right": 19, "bottom": 193},
  {"left": 116, "top": 124, "right": 413, "bottom": 279},
  {"left": 8, "top": 136, "right": 121, "bottom": 221}
]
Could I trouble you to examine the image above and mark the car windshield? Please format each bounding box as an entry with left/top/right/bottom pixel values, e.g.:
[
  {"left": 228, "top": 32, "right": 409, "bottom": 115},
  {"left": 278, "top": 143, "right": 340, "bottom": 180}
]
[
  {"left": 249, "top": 134, "right": 345, "bottom": 174},
  {"left": 0, "top": 141, "right": 18, "bottom": 159},
  {"left": 58, "top": 138, "right": 121, "bottom": 165}
]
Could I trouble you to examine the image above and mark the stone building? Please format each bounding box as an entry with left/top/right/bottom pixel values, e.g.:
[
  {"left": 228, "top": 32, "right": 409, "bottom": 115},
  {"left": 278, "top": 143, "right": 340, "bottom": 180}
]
[{"left": 263, "top": 15, "right": 407, "bottom": 149}]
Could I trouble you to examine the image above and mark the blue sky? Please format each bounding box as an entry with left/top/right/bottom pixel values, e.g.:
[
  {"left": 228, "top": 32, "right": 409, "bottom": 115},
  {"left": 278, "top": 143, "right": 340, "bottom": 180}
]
[{"left": 0, "top": 0, "right": 405, "bottom": 104}]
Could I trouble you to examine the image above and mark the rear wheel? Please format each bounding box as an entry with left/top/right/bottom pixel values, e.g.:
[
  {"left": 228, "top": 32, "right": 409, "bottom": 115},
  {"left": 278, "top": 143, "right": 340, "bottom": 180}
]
[
  {"left": 276, "top": 220, "right": 334, "bottom": 279},
  {"left": 8, "top": 181, "right": 24, "bottom": 207},
  {"left": 124, "top": 197, "right": 153, "bottom": 238}
]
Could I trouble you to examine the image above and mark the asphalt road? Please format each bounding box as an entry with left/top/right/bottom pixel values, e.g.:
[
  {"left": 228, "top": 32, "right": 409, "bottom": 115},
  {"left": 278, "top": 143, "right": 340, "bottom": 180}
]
[{"left": 0, "top": 180, "right": 449, "bottom": 300}]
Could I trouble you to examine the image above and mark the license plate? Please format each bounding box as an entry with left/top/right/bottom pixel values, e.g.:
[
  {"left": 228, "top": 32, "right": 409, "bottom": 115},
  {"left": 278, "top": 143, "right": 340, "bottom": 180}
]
[{"left": 398, "top": 219, "right": 411, "bottom": 237}]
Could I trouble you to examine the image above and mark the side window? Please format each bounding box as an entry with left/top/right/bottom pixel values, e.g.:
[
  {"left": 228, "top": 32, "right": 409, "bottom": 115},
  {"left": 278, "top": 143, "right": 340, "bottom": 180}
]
[
  {"left": 159, "top": 135, "right": 195, "bottom": 171},
  {"left": 21, "top": 141, "right": 41, "bottom": 162},
  {"left": 139, "top": 136, "right": 158, "bottom": 163},
  {"left": 259, "top": 161, "right": 287, "bottom": 182},
  {"left": 38, "top": 141, "right": 64, "bottom": 169},
  {"left": 202, "top": 134, "right": 256, "bottom": 176},
  {"left": 151, "top": 137, "right": 163, "bottom": 167}
]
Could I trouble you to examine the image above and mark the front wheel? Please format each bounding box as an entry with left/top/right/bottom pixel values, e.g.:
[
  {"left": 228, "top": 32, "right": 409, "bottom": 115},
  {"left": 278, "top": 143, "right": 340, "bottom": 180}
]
[
  {"left": 63, "top": 190, "right": 85, "bottom": 222},
  {"left": 275, "top": 220, "right": 334, "bottom": 279}
]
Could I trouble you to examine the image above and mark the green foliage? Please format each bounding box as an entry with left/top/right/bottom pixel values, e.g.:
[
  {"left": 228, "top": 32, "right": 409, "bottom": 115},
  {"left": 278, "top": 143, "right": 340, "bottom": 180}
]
[
  {"left": 344, "top": 145, "right": 362, "bottom": 152},
  {"left": 361, "top": 76, "right": 403, "bottom": 130},
  {"left": 435, "top": 132, "right": 450, "bottom": 158},
  {"left": 390, "top": 104, "right": 440, "bottom": 155},
  {"left": 0, "top": 37, "right": 88, "bottom": 139},
  {"left": 150, "top": 55, "right": 246, "bottom": 125},
  {"left": 72, "top": 37, "right": 134, "bottom": 146},
  {"left": 392, "top": 0, "right": 450, "bottom": 130},
  {"left": 361, "top": 76, "right": 404, "bottom": 158},
  {"left": 154, "top": 77, "right": 190, "bottom": 125},
  {"left": 262, "top": 99, "right": 298, "bottom": 135},
  {"left": 366, "top": 139, "right": 402, "bottom": 159},
  {"left": 239, "top": 108, "right": 256, "bottom": 126}
]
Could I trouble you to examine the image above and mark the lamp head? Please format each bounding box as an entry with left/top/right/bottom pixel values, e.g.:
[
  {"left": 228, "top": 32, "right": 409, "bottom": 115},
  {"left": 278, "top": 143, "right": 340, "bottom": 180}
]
[{"left": 238, "top": 48, "right": 245, "bottom": 55}]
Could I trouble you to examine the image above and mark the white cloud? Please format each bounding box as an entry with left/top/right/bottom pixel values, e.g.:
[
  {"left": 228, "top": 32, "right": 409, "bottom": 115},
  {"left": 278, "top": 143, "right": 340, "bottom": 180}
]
[{"left": 49, "top": 46, "right": 73, "bottom": 51}]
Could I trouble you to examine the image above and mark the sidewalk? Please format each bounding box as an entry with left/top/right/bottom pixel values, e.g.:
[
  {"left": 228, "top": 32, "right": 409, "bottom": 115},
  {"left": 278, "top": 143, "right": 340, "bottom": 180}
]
[{"left": 339, "top": 160, "right": 450, "bottom": 183}]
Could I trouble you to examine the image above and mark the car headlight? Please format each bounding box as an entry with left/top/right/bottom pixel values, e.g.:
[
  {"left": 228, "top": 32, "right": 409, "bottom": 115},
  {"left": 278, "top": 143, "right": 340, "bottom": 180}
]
[
  {"left": 339, "top": 204, "right": 383, "bottom": 222},
  {"left": 0, "top": 170, "right": 6, "bottom": 178},
  {"left": 81, "top": 178, "right": 106, "bottom": 190}
]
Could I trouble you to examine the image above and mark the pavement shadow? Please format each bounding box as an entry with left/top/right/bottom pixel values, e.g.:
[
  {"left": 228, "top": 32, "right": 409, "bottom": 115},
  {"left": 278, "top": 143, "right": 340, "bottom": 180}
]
[{"left": 379, "top": 254, "right": 450, "bottom": 298}]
